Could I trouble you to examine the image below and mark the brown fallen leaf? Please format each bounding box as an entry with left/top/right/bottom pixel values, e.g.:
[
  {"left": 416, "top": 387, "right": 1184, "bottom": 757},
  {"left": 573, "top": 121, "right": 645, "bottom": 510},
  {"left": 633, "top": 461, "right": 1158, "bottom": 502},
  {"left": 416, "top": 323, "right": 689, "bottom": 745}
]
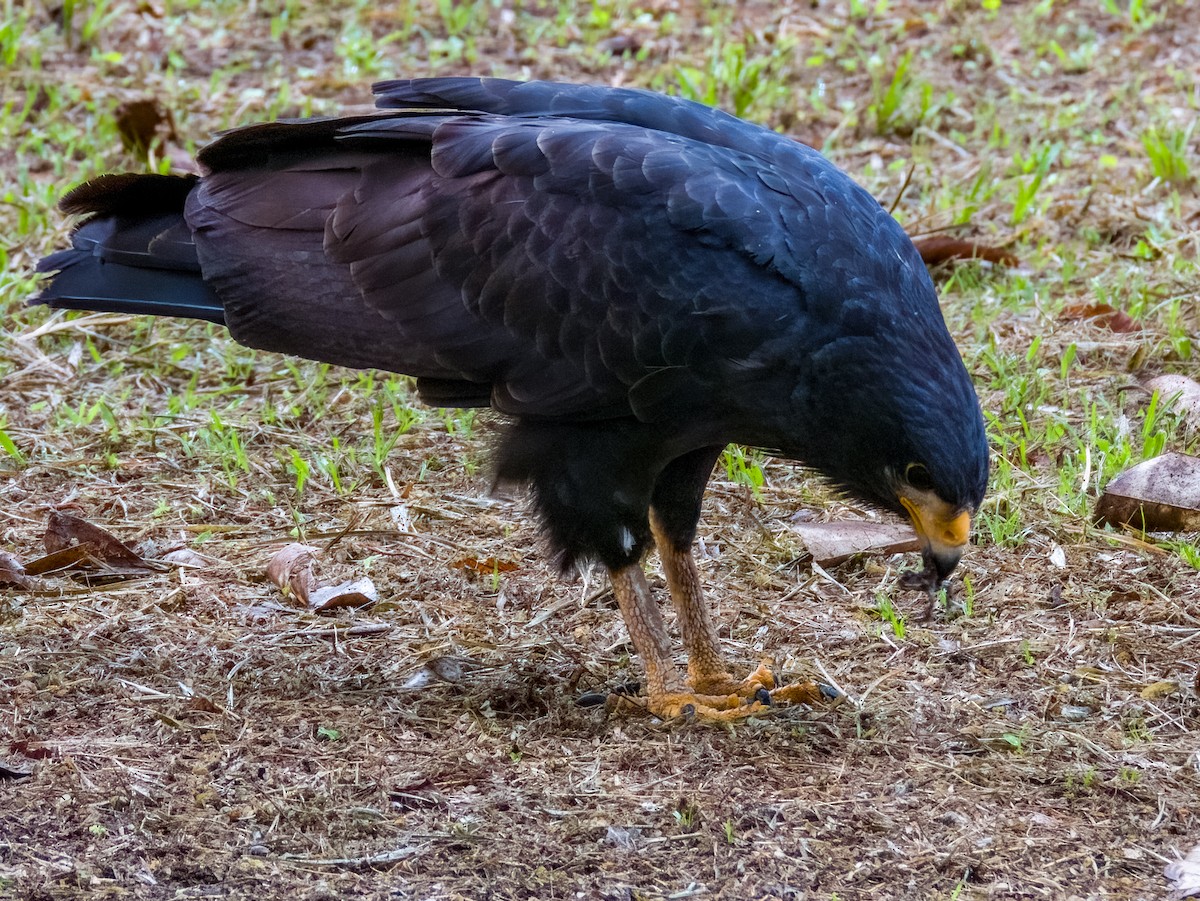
[
  {"left": 9, "top": 739, "right": 54, "bottom": 760},
  {"left": 266, "top": 545, "right": 378, "bottom": 611},
  {"left": 1145, "top": 374, "right": 1200, "bottom": 429},
  {"left": 399, "top": 656, "right": 485, "bottom": 692},
  {"left": 598, "top": 33, "right": 644, "bottom": 55},
  {"left": 912, "top": 235, "right": 1019, "bottom": 268},
  {"left": 44, "top": 511, "right": 147, "bottom": 568},
  {"left": 1095, "top": 452, "right": 1200, "bottom": 531},
  {"left": 309, "top": 578, "right": 378, "bottom": 612},
  {"left": 1059, "top": 302, "right": 1140, "bottom": 333},
  {"left": 789, "top": 520, "right": 919, "bottom": 567},
  {"left": 188, "top": 696, "right": 223, "bottom": 714},
  {"left": 115, "top": 98, "right": 178, "bottom": 160},
  {"left": 450, "top": 556, "right": 520, "bottom": 574},
  {"left": 1140, "top": 680, "right": 1178, "bottom": 700},
  {"left": 0, "top": 551, "right": 31, "bottom": 588},
  {"left": 266, "top": 543, "right": 318, "bottom": 606},
  {"left": 23, "top": 544, "right": 97, "bottom": 576}
]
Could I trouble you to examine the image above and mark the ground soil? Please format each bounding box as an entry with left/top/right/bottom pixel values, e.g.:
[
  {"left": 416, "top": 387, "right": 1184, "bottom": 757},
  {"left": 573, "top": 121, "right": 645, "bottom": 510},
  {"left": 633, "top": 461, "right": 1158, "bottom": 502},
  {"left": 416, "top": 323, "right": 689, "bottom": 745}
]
[{"left": 2, "top": 1, "right": 1199, "bottom": 899}]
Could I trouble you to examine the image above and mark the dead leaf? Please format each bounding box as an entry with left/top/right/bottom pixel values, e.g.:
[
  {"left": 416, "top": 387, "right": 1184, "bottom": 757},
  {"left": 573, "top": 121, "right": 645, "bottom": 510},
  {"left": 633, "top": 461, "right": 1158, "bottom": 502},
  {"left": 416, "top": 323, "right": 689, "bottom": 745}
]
[
  {"left": 0, "top": 551, "right": 31, "bottom": 588},
  {"left": 1059, "top": 302, "right": 1140, "bottom": 333},
  {"left": 161, "top": 547, "right": 219, "bottom": 568},
  {"left": 266, "top": 543, "right": 318, "bottom": 606},
  {"left": 388, "top": 774, "right": 447, "bottom": 810},
  {"left": 266, "top": 545, "right": 378, "bottom": 611},
  {"left": 23, "top": 544, "right": 97, "bottom": 576},
  {"left": 598, "top": 33, "right": 644, "bottom": 55},
  {"left": 790, "top": 520, "right": 919, "bottom": 567},
  {"left": 1140, "top": 680, "right": 1178, "bottom": 700},
  {"left": 912, "top": 235, "right": 1019, "bottom": 268},
  {"left": 1146, "top": 374, "right": 1200, "bottom": 429},
  {"left": 309, "top": 578, "right": 378, "bottom": 612},
  {"left": 1165, "top": 844, "right": 1200, "bottom": 900},
  {"left": 10, "top": 739, "right": 54, "bottom": 760},
  {"left": 399, "top": 656, "right": 476, "bottom": 692},
  {"left": 1095, "top": 452, "right": 1200, "bottom": 532},
  {"left": 188, "top": 696, "right": 222, "bottom": 714},
  {"left": 115, "top": 98, "right": 177, "bottom": 159},
  {"left": 450, "top": 556, "right": 520, "bottom": 574},
  {"left": 44, "top": 511, "right": 147, "bottom": 568}
]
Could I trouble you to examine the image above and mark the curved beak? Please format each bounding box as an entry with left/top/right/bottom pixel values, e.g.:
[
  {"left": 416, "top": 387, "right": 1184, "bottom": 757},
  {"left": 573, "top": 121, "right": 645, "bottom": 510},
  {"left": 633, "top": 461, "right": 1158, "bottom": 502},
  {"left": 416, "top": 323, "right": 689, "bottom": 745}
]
[{"left": 898, "top": 495, "right": 972, "bottom": 585}]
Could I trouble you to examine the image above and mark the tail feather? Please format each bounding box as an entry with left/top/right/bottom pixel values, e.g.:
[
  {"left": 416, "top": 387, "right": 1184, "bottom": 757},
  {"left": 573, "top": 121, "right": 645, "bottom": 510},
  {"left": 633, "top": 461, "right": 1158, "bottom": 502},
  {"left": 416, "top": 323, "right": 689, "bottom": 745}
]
[{"left": 33, "top": 173, "right": 226, "bottom": 325}]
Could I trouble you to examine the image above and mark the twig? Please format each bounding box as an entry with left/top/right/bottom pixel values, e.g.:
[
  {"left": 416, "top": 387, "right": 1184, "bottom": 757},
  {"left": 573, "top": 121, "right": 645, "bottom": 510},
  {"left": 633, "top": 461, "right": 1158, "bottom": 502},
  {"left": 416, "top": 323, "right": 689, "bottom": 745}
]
[{"left": 281, "top": 845, "right": 427, "bottom": 868}]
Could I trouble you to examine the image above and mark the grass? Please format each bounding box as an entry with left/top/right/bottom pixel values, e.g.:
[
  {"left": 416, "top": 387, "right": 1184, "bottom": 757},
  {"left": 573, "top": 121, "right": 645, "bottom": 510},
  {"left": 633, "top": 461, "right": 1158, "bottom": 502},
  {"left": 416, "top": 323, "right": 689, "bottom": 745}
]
[
  {"left": 1142, "top": 122, "right": 1195, "bottom": 185},
  {"left": 872, "top": 592, "right": 907, "bottom": 638},
  {"left": 674, "top": 31, "right": 797, "bottom": 121},
  {"left": 2, "top": 1, "right": 1200, "bottom": 899}
]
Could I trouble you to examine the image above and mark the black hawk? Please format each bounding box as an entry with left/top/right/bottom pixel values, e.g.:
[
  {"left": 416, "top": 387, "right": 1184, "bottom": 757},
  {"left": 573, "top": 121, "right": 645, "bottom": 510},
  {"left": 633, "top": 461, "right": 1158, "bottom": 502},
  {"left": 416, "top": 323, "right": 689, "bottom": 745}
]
[{"left": 34, "top": 78, "right": 989, "bottom": 720}]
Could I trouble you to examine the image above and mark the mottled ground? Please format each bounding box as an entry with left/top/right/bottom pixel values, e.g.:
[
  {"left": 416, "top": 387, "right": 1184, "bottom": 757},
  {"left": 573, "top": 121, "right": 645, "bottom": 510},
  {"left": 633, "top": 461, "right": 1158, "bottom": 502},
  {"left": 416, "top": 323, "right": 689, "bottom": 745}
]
[{"left": 2, "top": 1, "right": 1199, "bottom": 899}]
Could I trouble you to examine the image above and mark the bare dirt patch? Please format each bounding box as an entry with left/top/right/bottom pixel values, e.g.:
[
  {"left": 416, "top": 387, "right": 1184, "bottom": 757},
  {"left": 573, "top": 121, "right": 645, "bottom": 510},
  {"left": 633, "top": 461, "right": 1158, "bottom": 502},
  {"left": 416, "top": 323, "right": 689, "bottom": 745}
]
[{"left": 3, "top": 1, "right": 1199, "bottom": 899}]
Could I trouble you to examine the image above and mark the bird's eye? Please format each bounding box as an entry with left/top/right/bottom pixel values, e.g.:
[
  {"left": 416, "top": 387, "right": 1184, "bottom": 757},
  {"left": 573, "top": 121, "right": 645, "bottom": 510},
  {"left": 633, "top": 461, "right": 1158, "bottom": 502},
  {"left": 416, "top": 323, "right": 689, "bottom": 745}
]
[{"left": 905, "top": 463, "right": 934, "bottom": 492}]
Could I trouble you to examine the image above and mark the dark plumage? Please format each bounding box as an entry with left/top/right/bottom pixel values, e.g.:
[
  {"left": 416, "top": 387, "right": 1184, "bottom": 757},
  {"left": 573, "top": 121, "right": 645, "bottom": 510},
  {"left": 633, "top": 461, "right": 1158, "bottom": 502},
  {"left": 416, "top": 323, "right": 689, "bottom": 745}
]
[{"left": 35, "top": 78, "right": 988, "bottom": 719}]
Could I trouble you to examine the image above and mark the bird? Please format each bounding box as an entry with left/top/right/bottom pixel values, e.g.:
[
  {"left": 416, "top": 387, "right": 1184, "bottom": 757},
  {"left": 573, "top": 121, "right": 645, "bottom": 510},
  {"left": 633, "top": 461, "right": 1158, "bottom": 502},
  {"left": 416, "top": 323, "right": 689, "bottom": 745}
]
[{"left": 34, "top": 77, "right": 989, "bottom": 721}]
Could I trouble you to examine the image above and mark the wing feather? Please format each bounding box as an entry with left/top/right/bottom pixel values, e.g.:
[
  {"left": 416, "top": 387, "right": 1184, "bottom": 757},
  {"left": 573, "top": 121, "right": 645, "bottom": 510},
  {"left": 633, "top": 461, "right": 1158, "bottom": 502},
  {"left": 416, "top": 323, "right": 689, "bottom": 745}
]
[{"left": 183, "top": 95, "right": 914, "bottom": 427}]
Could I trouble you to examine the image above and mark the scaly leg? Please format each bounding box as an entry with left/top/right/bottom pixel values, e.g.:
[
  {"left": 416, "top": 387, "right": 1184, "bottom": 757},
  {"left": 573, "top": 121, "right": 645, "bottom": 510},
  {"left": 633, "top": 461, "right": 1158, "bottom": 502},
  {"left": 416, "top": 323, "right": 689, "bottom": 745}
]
[
  {"left": 650, "top": 508, "right": 827, "bottom": 708},
  {"left": 649, "top": 509, "right": 773, "bottom": 697},
  {"left": 608, "top": 564, "right": 767, "bottom": 721}
]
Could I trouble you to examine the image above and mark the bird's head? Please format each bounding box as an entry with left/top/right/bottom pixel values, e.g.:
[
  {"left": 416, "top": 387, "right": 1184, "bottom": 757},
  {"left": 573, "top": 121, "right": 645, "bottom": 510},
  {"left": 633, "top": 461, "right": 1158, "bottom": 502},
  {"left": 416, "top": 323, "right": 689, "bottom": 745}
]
[
  {"left": 799, "top": 394, "right": 987, "bottom": 587},
  {"left": 891, "top": 460, "right": 980, "bottom": 587},
  {"left": 718, "top": 159, "right": 988, "bottom": 585},
  {"left": 773, "top": 300, "right": 989, "bottom": 587},
  {"left": 821, "top": 439, "right": 986, "bottom": 589}
]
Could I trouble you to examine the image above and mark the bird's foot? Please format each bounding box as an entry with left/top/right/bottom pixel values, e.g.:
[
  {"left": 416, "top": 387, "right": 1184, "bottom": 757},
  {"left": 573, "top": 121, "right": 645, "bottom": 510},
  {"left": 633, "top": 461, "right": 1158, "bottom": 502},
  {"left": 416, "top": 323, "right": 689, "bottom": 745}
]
[
  {"left": 690, "top": 664, "right": 836, "bottom": 708},
  {"left": 688, "top": 662, "right": 775, "bottom": 699},
  {"left": 769, "top": 680, "right": 835, "bottom": 706},
  {"left": 595, "top": 667, "right": 837, "bottom": 720},
  {"left": 610, "top": 687, "right": 769, "bottom": 722}
]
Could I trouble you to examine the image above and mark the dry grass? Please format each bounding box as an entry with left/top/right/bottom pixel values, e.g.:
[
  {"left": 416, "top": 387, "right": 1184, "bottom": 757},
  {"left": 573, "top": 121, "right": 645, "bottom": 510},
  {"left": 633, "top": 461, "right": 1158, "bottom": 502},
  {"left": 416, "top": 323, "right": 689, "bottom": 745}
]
[{"left": 3, "top": 1, "right": 1200, "bottom": 899}]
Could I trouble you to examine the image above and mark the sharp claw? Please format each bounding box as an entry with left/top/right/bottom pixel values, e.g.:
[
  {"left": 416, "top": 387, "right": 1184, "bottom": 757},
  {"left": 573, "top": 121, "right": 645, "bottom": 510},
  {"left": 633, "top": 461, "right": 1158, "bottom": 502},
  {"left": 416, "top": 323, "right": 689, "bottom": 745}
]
[{"left": 607, "top": 678, "right": 790, "bottom": 721}]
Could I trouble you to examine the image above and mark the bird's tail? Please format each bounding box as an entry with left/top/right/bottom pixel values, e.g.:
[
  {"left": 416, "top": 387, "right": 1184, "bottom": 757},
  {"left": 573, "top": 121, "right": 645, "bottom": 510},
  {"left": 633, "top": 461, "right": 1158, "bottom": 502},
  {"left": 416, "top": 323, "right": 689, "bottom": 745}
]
[{"left": 33, "top": 173, "right": 226, "bottom": 325}]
